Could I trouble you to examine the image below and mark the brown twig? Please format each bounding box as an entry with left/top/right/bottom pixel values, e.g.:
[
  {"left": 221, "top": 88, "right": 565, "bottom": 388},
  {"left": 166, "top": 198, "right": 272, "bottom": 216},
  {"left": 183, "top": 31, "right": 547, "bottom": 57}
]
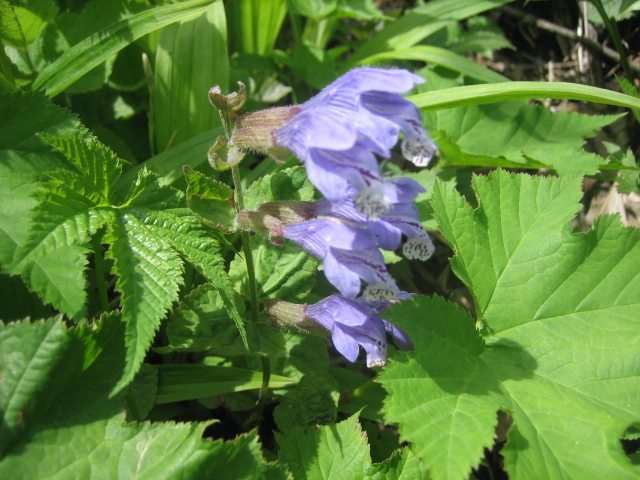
[{"left": 500, "top": 5, "right": 640, "bottom": 75}]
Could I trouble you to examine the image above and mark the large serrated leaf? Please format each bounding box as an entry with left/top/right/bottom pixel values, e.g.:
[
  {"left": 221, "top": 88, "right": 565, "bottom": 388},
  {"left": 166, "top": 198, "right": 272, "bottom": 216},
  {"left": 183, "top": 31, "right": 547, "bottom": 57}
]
[
  {"left": 105, "top": 211, "right": 184, "bottom": 394},
  {"left": 0, "top": 314, "right": 291, "bottom": 479},
  {"left": 379, "top": 171, "right": 640, "bottom": 480},
  {"left": 244, "top": 166, "right": 315, "bottom": 210}
]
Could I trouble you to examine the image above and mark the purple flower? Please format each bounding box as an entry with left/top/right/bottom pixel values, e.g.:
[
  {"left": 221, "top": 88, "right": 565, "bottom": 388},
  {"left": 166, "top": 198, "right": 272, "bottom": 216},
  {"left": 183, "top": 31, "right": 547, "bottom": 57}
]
[
  {"left": 305, "top": 295, "right": 413, "bottom": 367},
  {"left": 272, "top": 68, "right": 437, "bottom": 212},
  {"left": 315, "top": 179, "right": 435, "bottom": 261},
  {"left": 282, "top": 217, "right": 399, "bottom": 299}
]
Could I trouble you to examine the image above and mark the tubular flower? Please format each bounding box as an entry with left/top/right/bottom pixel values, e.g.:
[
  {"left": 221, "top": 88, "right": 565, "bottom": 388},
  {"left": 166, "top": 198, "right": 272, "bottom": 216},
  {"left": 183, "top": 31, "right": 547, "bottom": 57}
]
[
  {"left": 315, "top": 179, "right": 435, "bottom": 260},
  {"left": 272, "top": 67, "right": 437, "bottom": 213},
  {"left": 282, "top": 217, "right": 399, "bottom": 299},
  {"left": 305, "top": 295, "right": 413, "bottom": 367}
]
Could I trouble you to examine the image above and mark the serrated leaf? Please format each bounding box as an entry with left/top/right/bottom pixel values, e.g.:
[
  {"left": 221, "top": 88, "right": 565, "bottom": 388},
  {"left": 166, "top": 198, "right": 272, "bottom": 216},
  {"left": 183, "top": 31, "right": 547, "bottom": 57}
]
[
  {"left": 273, "top": 372, "right": 340, "bottom": 431},
  {"left": 379, "top": 171, "right": 640, "bottom": 480},
  {"left": 165, "top": 283, "right": 285, "bottom": 355},
  {"left": 144, "top": 209, "right": 248, "bottom": 349},
  {"left": 0, "top": 314, "right": 290, "bottom": 479},
  {"left": 105, "top": 211, "right": 184, "bottom": 393},
  {"left": 424, "top": 88, "right": 621, "bottom": 174},
  {"left": 42, "top": 134, "right": 122, "bottom": 204},
  {"left": 277, "top": 413, "right": 427, "bottom": 480},
  {"left": 270, "top": 332, "right": 330, "bottom": 380},
  {"left": 183, "top": 165, "right": 236, "bottom": 231}
]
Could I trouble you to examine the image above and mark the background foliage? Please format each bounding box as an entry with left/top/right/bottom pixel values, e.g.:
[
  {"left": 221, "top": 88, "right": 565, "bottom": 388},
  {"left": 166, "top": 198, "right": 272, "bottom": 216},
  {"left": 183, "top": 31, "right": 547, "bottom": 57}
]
[{"left": 1, "top": 0, "right": 639, "bottom": 479}]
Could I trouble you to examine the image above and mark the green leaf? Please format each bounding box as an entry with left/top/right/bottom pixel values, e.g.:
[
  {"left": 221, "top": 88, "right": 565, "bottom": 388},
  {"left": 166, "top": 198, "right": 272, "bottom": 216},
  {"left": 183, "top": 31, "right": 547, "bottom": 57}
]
[
  {"left": 335, "top": 0, "right": 383, "bottom": 19},
  {"left": 379, "top": 171, "right": 640, "bottom": 480},
  {"left": 0, "top": 314, "right": 290, "bottom": 479},
  {"left": 0, "top": 0, "right": 57, "bottom": 49},
  {"left": 116, "top": 127, "right": 225, "bottom": 192},
  {"left": 183, "top": 165, "right": 236, "bottom": 231},
  {"left": 270, "top": 332, "right": 330, "bottom": 380},
  {"left": 0, "top": 316, "right": 68, "bottom": 456},
  {"left": 154, "top": 2, "right": 228, "bottom": 150},
  {"left": 288, "top": 0, "right": 337, "bottom": 19},
  {"left": 353, "top": 46, "right": 509, "bottom": 84},
  {"left": 420, "top": 73, "right": 622, "bottom": 174},
  {"left": 146, "top": 209, "right": 248, "bottom": 350},
  {"left": 244, "top": 166, "right": 315, "bottom": 210},
  {"left": 105, "top": 210, "right": 184, "bottom": 393},
  {"left": 409, "top": 80, "right": 640, "bottom": 111},
  {"left": 155, "top": 364, "right": 296, "bottom": 404},
  {"left": 277, "top": 413, "right": 428, "bottom": 480},
  {"left": 226, "top": 0, "right": 288, "bottom": 56},
  {"left": 125, "top": 363, "right": 158, "bottom": 422},
  {"left": 33, "top": 0, "right": 218, "bottom": 97},
  {"left": 42, "top": 134, "right": 122, "bottom": 205},
  {"left": 35, "top": 0, "right": 146, "bottom": 93},
  {"left": 230, "top": 235, "right": 319, "bottom": 302},
  {"left": 273, "top": 372, "right": 340, "bottom": 431},
  {"left": 620, "top": 0, "right": 640, "bottom": 15},
  {"left": 345, "top": 0, "right": 513, "bottom": 69},
  {"left": 164, "top": 283, "right": 285, "bottom": 356}
]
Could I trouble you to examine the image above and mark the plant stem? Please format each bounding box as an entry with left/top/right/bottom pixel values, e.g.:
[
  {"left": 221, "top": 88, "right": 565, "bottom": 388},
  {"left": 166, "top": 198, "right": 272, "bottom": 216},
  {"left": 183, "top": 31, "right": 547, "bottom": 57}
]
[
  {"left": 231, "top": 164, "right": 260, "bottom": 325},
  {"left": 258, "top": 357, "right": 271, "bottom": 402},
  {"left": 92, "top": 232, "right": 110, "bottom": 313},
  {"left": 590, "top": 0, "right": 635, "bottom": 82}
]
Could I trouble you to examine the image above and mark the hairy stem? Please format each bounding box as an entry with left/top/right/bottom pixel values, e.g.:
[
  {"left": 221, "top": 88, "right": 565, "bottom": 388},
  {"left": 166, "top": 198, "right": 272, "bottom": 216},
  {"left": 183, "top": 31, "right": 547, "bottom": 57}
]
[{"left": 231, "top": 165, "right": 260, "bottom": 325}]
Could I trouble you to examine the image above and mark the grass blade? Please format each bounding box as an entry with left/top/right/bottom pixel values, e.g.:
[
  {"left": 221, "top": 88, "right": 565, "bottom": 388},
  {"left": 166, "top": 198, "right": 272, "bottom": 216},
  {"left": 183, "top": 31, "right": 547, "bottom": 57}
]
[{"left": 33, "top": 0, "right": 218, "bottom": 97}]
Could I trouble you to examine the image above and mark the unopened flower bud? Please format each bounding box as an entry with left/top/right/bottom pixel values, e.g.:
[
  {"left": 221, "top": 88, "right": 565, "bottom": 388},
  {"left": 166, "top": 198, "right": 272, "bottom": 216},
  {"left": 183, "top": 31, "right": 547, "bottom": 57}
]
[
  {"left": 231, "top": 106, "right": 301, "bottom": 160},
  {"left": 209, "top": 82, "right": 246, "bottom": 112},
  {"left": 265, "top": 299, "right": 319, "bottom": 332},
  {"left": 235, "top": 211, "right": 286, "bottom": 238},
  {"left": 256, "top": 201, "right": 316, "bottom": 224}
]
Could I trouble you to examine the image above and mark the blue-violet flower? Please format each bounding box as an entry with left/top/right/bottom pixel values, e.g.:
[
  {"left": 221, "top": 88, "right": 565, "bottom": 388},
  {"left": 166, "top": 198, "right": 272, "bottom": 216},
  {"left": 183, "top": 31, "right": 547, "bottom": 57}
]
[
  {"left": 315, "top": 179, "right": 435, "bottom": 260},
  {"left": 305, "top": 295, "right": 413, "bottom": 367},
  {"left": 282, "top": 217, "right": 399, "bottom": 299},
  {"left": 272, "top": 67, "right": 437, "bottom": 214}
]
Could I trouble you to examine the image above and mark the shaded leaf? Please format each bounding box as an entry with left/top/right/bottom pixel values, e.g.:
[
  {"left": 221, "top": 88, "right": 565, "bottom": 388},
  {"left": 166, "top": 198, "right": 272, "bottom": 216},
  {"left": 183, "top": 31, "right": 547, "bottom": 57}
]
[
  {"left": 184, "top": 165, "right": 235, "bottom": 231},
  {"left": 277, "top": 413, "right": 427, "bottom": 480},
  {"left": 164, "top": 283, "right": 285, "bottom": 356}
]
